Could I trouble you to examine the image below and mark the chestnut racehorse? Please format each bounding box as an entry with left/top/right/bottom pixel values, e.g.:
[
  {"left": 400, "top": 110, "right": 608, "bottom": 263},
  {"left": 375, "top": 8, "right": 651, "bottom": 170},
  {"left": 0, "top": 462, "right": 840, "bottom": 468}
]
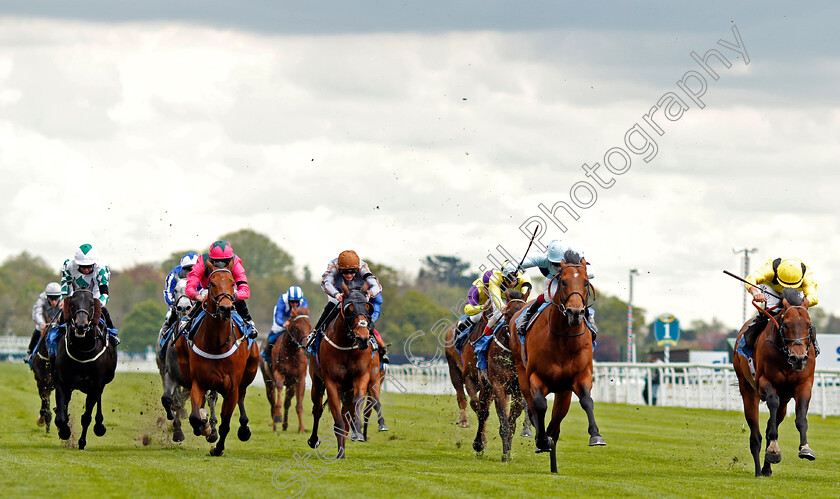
[
  {"left": 733, "top": 289, "right": 817, "bottom": 477},
  {"left": 175, "top": 267, "right": 259, "bottom": 456},
  {"left": 478, "top": 289, "right": 533, "bottom": 461},
  {"left": 53, "top": 289, "right": 118, "bottom": 450},
  {"left": 444, "top": 322, "right": 471, "bottom": 428},
  {"left": 511, "top": 251, "right": 605, "bottom": 472},
  {"left": 259, "top": 305, "right": 311, "bottom": 432},
  {"left": 460, "top": 306, "right": 492, "bottom": 454},
  {"left": 308, "top": 282, "right": 374, "bottom": 459}
]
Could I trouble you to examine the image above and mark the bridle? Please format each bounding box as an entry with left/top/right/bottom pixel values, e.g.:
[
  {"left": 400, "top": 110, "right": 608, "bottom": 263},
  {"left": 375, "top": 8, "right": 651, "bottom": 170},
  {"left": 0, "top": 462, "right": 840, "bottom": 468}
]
[
  {"left": 547, "top": 263, "right": 593, "bottom": 337},
  {"left": 770, "top": 305, "right": 814, "bottom": 360},
  {"left": 285, "top": 311, "right": 310, "bottom": 350},
  {"left": 322, "top": 294, "right": 371, "bottom": 351},
  {"left": 65, "top": 289, "right": 109, "bottom": 361},
  {"left": 204, "top": 268, "right": 236, "bottom": 319},
  {"left": 189, "top": 268, "right": 247, "bottom": 360}
]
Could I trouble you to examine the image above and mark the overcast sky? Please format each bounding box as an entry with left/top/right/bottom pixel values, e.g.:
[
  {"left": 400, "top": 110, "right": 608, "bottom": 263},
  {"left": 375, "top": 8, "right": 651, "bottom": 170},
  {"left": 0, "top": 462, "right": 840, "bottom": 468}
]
[{"left": 1, "top": 2, "right": 838, "bottom": 330}]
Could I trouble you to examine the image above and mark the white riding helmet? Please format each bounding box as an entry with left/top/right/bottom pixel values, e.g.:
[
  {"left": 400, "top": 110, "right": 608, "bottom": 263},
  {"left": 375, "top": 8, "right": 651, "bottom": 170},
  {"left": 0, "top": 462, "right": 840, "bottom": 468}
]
[
  {"left": 45, "top": 282, "right": 61, "bottom": 297},
  {"left": 180, "top": 252, "right": 199, "bottom": 268},
  {"left": 74, "top": 243, "right": 98, "bottom": 266},
  {"left": 546, "top": 240, "right": 575, "bottom": 263}
]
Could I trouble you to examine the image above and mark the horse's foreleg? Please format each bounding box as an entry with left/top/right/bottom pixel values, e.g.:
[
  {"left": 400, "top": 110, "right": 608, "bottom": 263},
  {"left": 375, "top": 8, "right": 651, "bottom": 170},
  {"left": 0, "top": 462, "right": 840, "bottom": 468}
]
[
  {"left": 491, "top": 381, "right": 512, "bottom": 461},
  {"left": 38, "top": 380, "right": 52, "bottom": 433},
  {"left": 282, "top": 378, "right": 294, "bottom": 432},
  {"left": 171, "top": 386, "right": 185, "bottom": 442},
  {"left": 161, "top": 371, "right": 177, "bottom": 421},
  {"left": 295, "top": 378, "right": 306, "bottom": 433},
  {"left": 794, "top": 382, "right": 815, "bottom": 460},
  {"left": 547, "top": 390, "right": 572, "bottom": 443},
  {"left": 737, "top": 373, "right": 762, "bottom": 477},
  {"left": 205, "top": 390, "right": 219, "bottom": 443},
  {"left": 210, "top": 389, "right": 237, "bottom": 456},
  {"left": 349, "top": 378, "right": 369, "bottom": 442},
  {"left": 325, "top": 381, "right": 347, "bottom": 459},
  {"left": 509, "top": 387, "right": 532, "bottom": 438},
  {"left": 574, "top": 381, "right": 606, "bottom": 446},
  {"left": 93, "top": 394, "right": 106, "bottom": 437},
  {"left": 760, "top": 382, "right": 782, "bottom": 476},
  {"left": 530, "top": 377, "right": 552, "bottom": 453},
  {"left": 273, "top": 372, "right": 285, "bottom": 430},
  {"left": 448, "top": 358, "right": 470, "bottom": 427},
  {"left": 237, "top": 386, "right": 251, "bottom": 442},
  {"left": 77, "top": 390, "right": 98, "bottom": 450},
  {"left": 188, "top": 383, "right": 208, "bottom": 437},
  {"left": 308, "top": 375, "right": 326, "bottom": 449},
  {"left": 263, "top": 367, "right": 278, "bottom": 431},
  {"left": 54, "top": 384, "right": 71, "bottom": 441}
]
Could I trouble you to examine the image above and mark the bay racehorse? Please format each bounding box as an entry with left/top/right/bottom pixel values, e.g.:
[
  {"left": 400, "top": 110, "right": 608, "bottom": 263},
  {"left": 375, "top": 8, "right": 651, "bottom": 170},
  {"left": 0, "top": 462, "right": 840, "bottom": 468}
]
[
  {"left": 175, "top": 267, "right": 259, "bottom": 456},
  {"left": 156, "top": 278, "right": 218, "bottom": 443},
  {"left": 733, "top": 289, "right": 817, "bottom": 477},
  {"left": 308, "top": 282, "right": 374, "bottom": 458},
  {"left": 511, "top": 251, "right": 605, "bottom": 473},
  {"left": 444, "top": 321, "right": 471, "bottom": 428},
  {"left": 259, "top": 305, "right": 311, "bottom": 432},
  {"left": 460, "top": 306, "right": 492, "bottom": 454},
  {"left": 53, "top": 289, "right": 118, "bottom": 450},
  {"left": 478, "top": 288, "right": 533, "bottom": 461},
  {"left": 31, "top": 305, "right": 61, "bottom": 433}
]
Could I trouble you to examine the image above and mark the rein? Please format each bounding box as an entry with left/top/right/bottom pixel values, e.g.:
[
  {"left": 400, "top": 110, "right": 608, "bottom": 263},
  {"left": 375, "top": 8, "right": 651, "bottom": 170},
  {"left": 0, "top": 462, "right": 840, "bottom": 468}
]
[
  {"left": 323, "top": 301, "right": 369, "bottom": 351},
  {"left": 547, "top": 264, "right": 590, "bottom": 338},
  {"left": 190, "top": 268, "right": 245, "bottom": 360},
  {"left": 753, "top": 300, "right": 813, "bottom": 357},
  {"left": 64, "top": 333, "right": 110, "bottom": 364}
]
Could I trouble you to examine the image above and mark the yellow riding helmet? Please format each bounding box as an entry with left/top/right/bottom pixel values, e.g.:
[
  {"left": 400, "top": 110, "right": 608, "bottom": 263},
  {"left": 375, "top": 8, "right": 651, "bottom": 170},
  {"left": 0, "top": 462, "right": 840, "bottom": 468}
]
[{"left": 776, "top": 258, "right": 806, "bottom": 288}]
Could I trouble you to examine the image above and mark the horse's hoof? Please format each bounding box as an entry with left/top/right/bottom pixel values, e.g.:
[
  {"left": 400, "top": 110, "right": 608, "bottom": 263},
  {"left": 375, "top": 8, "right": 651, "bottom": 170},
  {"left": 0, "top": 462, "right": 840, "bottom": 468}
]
[
  {"left": 173, "top": 429, "right": 185, "bottom": 442},
  {"left": 37, "top": 416, "right": 46, "bottom": 427},
  {"left": 761, "top": 468, "right": 773, "bottom": 477},
  {"left": 589, "top": 435, "right": 606, "bottom": 446},
  {"left": 501, "top": 452, "right": 511, "bottom": 462},
  {"left": 206, "top": 428, "right": 218, "bottom": 443},
  {"left": 535, "top": 437, "right": 552, "bottom": 454},
  {"left": 93, "top": 423, "right": 106, "bottom": 437},
  {"left": 473, "top": 440, "right": 485, "bottom": 453},
  {"left": 58, "top": 426, "right": 71, "bottom": 440},
  {"left": 378, "top": 423, "right": 389, "bottom": 432},
  {"left": 210, "top": 445, "right": 224, "bottom": 456},
  {"left": 78, "top": 439, "right": 86, "bottom": 450},
  {"left": 765, "top": 450, "right": 781, "bottom": 464},
  {"left": 238, "top": 426, "right": 251, "bottom": 442},
  {"left": 350, "top": 432, "right": 365, "bottom": 442},
  {"left": 282, "top": 422, "right": 289, "bottom": 431},
  {"left": 307, "top": 436, "right": 319, "bottom": 449},
  {"left": 521, "top": 428, "right": 533, "bottom": 438},
  {"left": 273, "top": 415, "right": 283, "bottom": 425},
  {"left": 799, "top": 445, "right": 816, "bottom": 460},
  {"left": 458, "top": 421, "right": 470, "bottom": 428}
]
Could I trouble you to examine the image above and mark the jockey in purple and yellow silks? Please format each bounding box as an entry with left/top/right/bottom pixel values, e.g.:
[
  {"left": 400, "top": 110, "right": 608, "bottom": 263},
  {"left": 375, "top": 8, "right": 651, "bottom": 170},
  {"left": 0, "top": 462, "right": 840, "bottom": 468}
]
[
  {"left": 455, "top": 264, "right": 532, "bottom": 338},
  {"left": 742, "top": 257, "right": 819, "bottom": 353}
]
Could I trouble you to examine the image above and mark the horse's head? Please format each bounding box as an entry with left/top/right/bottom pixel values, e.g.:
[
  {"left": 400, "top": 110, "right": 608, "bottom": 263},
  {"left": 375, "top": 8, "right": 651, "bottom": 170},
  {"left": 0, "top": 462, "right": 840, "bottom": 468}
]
[
  {"left": 341, "top": 281, "right": 372, "bottom": 349},
  {"left": 174, "top": 279, "right": 194, "bottom": 319},
  {"left": 63, "top": 289, "right": 100, "bottom": 341},
  {"left": 552, "top": 250, "right": 590, "bottom": 327},
  {"left": 288, "top": 306, "right": 312, "bottom": 344},
  {"left": 207, "top": 268, "right": 236, "bottom": 320},
  {"left": 778, "top": 288, "right": 814, "bottom": 371},
  {"left": 503, "top": 288, "right": 530, "bottom": 325}
]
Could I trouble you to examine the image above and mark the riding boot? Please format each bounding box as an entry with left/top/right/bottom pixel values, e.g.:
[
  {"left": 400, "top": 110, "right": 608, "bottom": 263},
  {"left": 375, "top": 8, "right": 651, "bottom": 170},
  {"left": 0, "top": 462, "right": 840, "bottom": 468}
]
[
  {"left": 586, "top": 307, "right": 598, "bottom": 342},
  {"left": 101, "top": 307, "right": 120, "bottom": 345},
  {"left": 307, "top": 301, "right": 338, "bottom": 350},
  {"left": 810, "top": 327, "right": 820, "bottom": 357},
  {"left": 25, "top": 329, "right": 40, "bottom": 363},
  {"left": 743, "top": 314, "right": 770, "bottom": 351},
  {"left": 235, "top": 300, "right": 259, "bottom": 339},
  {"left": 262, "top": 334, "right": 278, "bottom": 364},
  {"left": 517, "top": 299, "right": 542, "bottom": 337}
]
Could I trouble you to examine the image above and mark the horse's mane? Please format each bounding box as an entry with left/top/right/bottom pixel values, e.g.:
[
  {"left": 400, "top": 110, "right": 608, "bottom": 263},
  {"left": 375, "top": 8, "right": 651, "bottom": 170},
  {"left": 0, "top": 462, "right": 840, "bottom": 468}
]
[
  {"left": 292, "top": 306, "right": 310, "bottom": 315},
  {"left": 508, "top": 290, "right": 525, "bottom": 300},
  {"left": 783, "top": 288, "right": 804, "bottom": 306},
  {"left": 563, "top": 249, "right": 582, "bottom": 264}
]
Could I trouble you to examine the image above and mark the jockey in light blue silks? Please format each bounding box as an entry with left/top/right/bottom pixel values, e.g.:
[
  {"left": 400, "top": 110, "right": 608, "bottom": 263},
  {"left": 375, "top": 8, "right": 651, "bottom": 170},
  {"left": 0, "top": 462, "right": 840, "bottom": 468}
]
[
  {"left": 160, "top": 252, "right": 199, "bottom": 333},
  {"left": 47, "top": 244, "right": 119, "bottom": 359},
  {"left": 261, "top": 286, "right": 309, "bottom": 363},
  {"left": 516, "top": 239, "right": 597, "bottom": 341}
]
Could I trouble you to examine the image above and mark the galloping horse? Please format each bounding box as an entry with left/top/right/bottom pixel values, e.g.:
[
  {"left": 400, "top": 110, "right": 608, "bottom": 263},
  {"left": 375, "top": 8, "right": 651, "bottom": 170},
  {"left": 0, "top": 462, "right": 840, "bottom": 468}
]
[
  {"left": 511, "top": 251, "right": 605, "bottom": 472},
  {"left": 31, "top": 305, "right": 61, "bottom": 433},
  {"left": 444, "top": 322, "right": 471, "bottom": 428},
  {"left": 175, "top": 267, "right": 259, "bottom": 456},
  {"left": 259, "top": 305, "right": 311, "bottom": 432},
  {"left": 308, "top": 282, "right": 374, "bottom": 459},
  {"left": 733, "top": 289, "right": 817, "bottom": 477},
  {"left": 478, "top": 288, "right": 533, "bottom": 461},
  {"left": 459, "top": 306, "right": 495, "bottom": 454},
  {"left": 156, "top": 278, "right": 218, "bottom": 443},
  {"left": 53, "top": 289, "right": 118, "bottom": 450}
]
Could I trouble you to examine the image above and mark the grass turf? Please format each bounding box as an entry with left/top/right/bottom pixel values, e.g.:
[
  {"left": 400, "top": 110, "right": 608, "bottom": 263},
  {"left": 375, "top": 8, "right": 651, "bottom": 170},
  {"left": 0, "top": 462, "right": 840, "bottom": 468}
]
[{"left": 1, "top": 362, "right": 839, "bottom": 498}]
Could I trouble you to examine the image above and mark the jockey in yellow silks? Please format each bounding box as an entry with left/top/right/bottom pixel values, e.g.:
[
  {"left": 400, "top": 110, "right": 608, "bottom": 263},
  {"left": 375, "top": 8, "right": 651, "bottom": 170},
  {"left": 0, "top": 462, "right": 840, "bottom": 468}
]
[
  {"left": 742, "top": 257, "right": 819, "bottom": 353},
  {"left": 458, "top": 264, "right": 532, "bottom": 338}
]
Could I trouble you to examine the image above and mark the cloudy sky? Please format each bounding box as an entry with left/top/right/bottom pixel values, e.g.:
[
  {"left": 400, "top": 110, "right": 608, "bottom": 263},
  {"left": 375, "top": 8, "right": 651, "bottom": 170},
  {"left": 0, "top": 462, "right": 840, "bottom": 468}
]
[{"left": 1, "top": 2, "right": 838, "bottom": 330}]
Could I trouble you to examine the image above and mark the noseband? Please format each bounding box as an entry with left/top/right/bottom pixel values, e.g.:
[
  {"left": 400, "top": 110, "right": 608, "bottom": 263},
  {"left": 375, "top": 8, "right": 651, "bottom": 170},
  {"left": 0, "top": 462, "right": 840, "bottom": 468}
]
[
  {"left": 775, "top": 306, "right": 814, "bottom": 360},
  {"left": 547, "top": 264, "right": 591, "bottom": 336},
  {"left": 205, "top": 268, "right": 236, "bottom": 319}
]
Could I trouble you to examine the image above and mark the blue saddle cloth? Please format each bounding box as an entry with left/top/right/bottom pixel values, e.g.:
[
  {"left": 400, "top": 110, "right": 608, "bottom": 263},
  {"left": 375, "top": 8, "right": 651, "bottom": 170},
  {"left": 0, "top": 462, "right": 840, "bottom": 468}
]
[
  {"left": 735, "top": 335, "right": 753, "bottom": 361},
  {"left": 184, "top": 310, "right": 256, "bottom": 350},
  {"left": 454, "top": 315, "right": 477, "bottom": 354},
  {"left": 474, "top": 322, "right": 505, "bottom": 371}
]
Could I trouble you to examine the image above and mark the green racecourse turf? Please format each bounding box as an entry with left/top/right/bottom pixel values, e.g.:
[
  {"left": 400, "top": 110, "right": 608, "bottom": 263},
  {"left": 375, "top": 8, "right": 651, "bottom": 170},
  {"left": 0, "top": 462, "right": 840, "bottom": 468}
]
[{"left": 1, "top": 363, "right": 839, "bottom": 498}]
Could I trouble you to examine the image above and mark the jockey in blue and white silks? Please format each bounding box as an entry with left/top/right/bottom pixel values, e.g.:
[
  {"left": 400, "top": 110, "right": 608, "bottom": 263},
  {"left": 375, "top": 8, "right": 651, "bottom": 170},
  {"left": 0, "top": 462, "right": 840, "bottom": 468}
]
[
  {"left": 161, "top": 252, "right": 199, "bottom": 333},
  {"left": 262, "top": 286, "right": 308, "bottom": 363},
  {"left": 516, "top": 238, "right": 597, "bottom": 339}
]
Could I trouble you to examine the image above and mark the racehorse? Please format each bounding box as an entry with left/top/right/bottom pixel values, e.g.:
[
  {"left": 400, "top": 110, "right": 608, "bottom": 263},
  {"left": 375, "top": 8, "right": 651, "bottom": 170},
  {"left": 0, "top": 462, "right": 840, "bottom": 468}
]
[
  {"left": 31, "top": 305, "right": 60, "bottom": 433},
  {"left": 258, "top": 305, "right": 311, "bottom": 432},
  {"left": 733, "top": 290, "right": 817, "bottom": 477},
  {"left": 511, "top": 251, "right": 605, "bottom": 473},
  {"left": 444, "top": 322, "right": 471, "bottom": 428},
  {"left": 460, "top": 306, "right": 493, "bottom": 454},
  {"left": 307, "top": 282, "right": 374, "bottom": 459},
  {"left": 156, "top": 278, "right": 218, "bottom": 443},
  {"left": 53, "top": 289, "right": 118, "bottom": 450},
  {"left": 175, "top": 267, "right": 259, "bottom": 456},
  {"left": 478, "top": 288, "right": 533, "bottom": 461}
]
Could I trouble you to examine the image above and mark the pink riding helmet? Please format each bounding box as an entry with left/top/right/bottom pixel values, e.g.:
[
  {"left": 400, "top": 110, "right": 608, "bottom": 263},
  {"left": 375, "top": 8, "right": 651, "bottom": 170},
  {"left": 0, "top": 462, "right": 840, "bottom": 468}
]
[{"left": 208, "top": 240, "right": 234, "bottom": 259}]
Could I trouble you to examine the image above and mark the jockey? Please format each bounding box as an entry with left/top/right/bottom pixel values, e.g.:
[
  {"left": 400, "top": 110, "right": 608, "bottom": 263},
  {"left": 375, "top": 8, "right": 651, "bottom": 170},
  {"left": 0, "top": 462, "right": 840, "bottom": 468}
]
[
  {"left": 454, "top": 264, "right": 532, "bottom": 340},
  {"left": 185, "top": 240, "right": 259, "bottom": 339},
  {"left": 306, "top": 250, "right": 385, "bottom": 356},
  {"left": 161, "top": 252, "right": 199, "bottom": 333},
  {"left": 48, "top": 243, "right": 119, "bottom": 358},
  {"left": 515, "top": 239, "right": 597, "bottom": 339},
  {"left": 262, "top": 285, "right": 309, "bottom": 363},
  {"left": 24, "top": 282, "right": 61, "bottom": 363},
  {"left": 743, "top": 257, "right": 819, "bottom": 353}
]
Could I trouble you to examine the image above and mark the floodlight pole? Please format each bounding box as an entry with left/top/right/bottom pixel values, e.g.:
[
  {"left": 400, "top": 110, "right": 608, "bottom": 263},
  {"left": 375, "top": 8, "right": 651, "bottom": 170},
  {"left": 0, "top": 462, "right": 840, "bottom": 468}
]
[
  {"left": 733, "top": 248, "right": 758, "bottom": 324},
  {"left": 627, "top": 268, "right": 640, "bottom": 363}
]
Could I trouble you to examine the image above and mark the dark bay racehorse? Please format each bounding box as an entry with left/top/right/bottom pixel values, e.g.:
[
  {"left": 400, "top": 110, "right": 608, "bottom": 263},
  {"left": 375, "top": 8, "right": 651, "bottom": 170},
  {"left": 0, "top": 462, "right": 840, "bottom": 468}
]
[
  {"left": 156, "top": 278, "right": 218, "bottom": 443},
  {"left": 259, "top": 306, "right": 311, "bottom": 432},
  {"left": 511, "top": 251, "right": 605, "bottom": 473},
  {"left": 54, "top": 289, "right": 118, "bottom": 450},
  {"left": 460, "top": 307, "right": 494, "bottom": 454},
  {"left": 734, "top": 290, "right": 817, "bottom": 477},
  {"left": 31, "top": 306, "right": 60, "bottom": 433},
  {"left": 479, "top": 289, "right": 533, "bottom": 461},
  {"left": 175, "top": 267, "right": 259, "bottom": 456},
  {"left": 444, "top": 322, "right": 471, "bottom": 428},
  {"left": 308, "top": 282, "right": 374, "bottom": 459}
]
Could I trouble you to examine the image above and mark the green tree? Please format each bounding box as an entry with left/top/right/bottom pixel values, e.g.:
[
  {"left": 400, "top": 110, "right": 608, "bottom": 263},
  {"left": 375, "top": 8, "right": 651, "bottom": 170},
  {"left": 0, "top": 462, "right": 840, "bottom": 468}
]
[
  {"left": 0, "top": 252, "right": 59, "bottom": 335},
  {"left": 108, "top": 264, "right": 166, "bottom": 329},
  {"left": 219, "top": 228, "right": 294, "bottom": 278},
  {"left": 591, "top": 294, "right": 646, "bottom": 361},
  {"left": 121, "top": 299, "right": 168, "bottom": 352},
  {"left": 417, "top": 255, "right": 476, "bottom": 288}
]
